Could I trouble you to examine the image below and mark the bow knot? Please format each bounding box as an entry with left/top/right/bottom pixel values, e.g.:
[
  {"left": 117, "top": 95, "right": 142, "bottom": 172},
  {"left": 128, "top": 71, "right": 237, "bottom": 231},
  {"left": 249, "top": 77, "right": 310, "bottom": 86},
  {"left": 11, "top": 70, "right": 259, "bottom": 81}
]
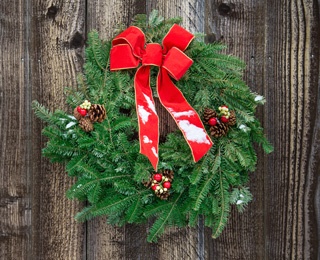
[
  {"left": 142, "top": 43, "right": 163, "bottom": 66},
  {"left": 110, "top": 24, "right": 213, "bottom": 170}
]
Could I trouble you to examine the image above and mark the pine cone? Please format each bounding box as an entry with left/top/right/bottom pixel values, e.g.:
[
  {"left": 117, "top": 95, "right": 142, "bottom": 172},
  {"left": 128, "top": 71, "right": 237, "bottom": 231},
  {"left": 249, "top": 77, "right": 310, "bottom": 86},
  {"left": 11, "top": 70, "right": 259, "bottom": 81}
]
[
  {"left": 210, "top": 121, "right": 229, "bottom": 137},
  {"left": 203, "top": 108, "right": 218, "bottom": 123},
  {"left": 228, "top": 110, "right": 236, "bottom": 126},
  {"left": 73, "top": 107, "right": 82, "bottom": 121},
  {"left": 156, "top": 191, "right": 170, "bottom": 200},
  {"left": 143, "top": 176, "right": 154, "bottom": 188},
  {"left": 162, "top": 169, "right": 174, "bottom": 182},
  {"left": 79, "top": 117, "right": 94, "bottom": 132},
  {"left": 88, "top": 104, "right": 106, "bottom": 123}
]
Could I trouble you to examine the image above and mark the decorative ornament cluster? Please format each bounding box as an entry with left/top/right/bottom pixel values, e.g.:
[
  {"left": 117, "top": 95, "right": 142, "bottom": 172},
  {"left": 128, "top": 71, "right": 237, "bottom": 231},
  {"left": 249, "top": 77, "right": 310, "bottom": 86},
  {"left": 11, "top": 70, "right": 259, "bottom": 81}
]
[
  {"left": 203, "top": 105, "right": 236, "bottom": 137},
  {"left": 73, "top": 100, "right": 106, "bottom": 132},
  {"left": 144, "top": 169, "right": 174, "bottom": 200}
]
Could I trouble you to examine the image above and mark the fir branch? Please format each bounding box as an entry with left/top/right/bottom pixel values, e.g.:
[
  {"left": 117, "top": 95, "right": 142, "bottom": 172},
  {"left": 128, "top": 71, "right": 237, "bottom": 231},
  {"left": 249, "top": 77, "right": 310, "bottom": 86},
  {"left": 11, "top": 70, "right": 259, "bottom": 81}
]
[
  {"left": 148, "top": 10, "right": 164, "bottom": 28},
  {"left": 66, "top": 155, "right": 87, "bottom": 176},
  {"left": 76, "top": 189, "right": 149, "bottom": 222},
  {"left": 147, "top": 189, "right": 186, "bottom": 242},
  {"left": 74, "top": 163, "right": 100, "bottom": 179},
  {"left": 191, "top": 153, "right": 221, "bottom": 211},
  {"left": 32, "top": 101, "right": 55, "bottom": 125},
  {"left": 211, "top": 167, "right": 230, "bottom": 239},
  {"left": 67, "top": 174, "right": 131, "bottom": 200},
  {"left": 126, "top": 198, "right": 142, "bottom": 223},
  {"left": 143, "top": 201, "right": 172, "bottom": 218},
  {"left": 230, "top": 186, "right": 253, "bottom": 213},
  {"left": 86, "top": 30, "right": 108, "bottom": 72},
  {"left": 189, "top": 158, "right": 206, "bottom": 185},
  {"left": 88, "top": 182, "right": 102, "bottom": 204}
]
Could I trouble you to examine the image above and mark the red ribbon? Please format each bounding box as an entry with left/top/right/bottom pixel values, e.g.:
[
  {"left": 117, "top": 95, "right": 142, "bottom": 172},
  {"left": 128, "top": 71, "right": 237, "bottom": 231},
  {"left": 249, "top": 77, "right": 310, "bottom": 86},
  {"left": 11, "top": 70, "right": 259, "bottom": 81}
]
[{"left": 110, "top": 24, "right": 213, "bottom": 170}]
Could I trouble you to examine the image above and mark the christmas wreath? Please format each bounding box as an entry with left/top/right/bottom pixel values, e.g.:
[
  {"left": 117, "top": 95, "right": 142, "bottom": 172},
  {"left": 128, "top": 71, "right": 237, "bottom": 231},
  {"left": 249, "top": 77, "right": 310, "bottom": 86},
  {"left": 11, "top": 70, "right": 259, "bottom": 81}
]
[{"left": 33, "top": 11, "right": 272, "bottom": 242}]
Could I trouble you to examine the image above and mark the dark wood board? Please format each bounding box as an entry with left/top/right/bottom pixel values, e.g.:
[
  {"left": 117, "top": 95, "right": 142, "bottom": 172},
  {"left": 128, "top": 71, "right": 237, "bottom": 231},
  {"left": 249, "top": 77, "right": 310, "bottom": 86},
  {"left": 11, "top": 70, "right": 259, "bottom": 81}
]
[
  {"left": 205, "top": 0, "right": 320, "bottom": 259},
  {"left": 30, "top": 0, "right": 86, "bottom": 259},
  {"left": 0, "top": 1, "right": 32, "bottom": 259}
]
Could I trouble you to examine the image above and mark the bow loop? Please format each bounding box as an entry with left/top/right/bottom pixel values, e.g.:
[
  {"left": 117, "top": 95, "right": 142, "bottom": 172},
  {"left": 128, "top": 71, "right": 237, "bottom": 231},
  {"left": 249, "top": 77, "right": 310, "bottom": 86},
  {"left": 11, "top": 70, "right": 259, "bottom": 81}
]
[
  {"left": 112, "top": 26, "right": 146, "bottom": 57},
  {"left": 110, "top": 26, "right": 146, "bottom": 70},
  {"left": 110, "top": 44, "right": 140, "bottom": 70},
  {"left": 110, "top": 24, "right": 212, "bottom": 170},
  {"left": 163, "top": 47, "right": 193, "bottom": 80},
  {"left": 162, "top": 24, "right": 194, "bottom": 53}
]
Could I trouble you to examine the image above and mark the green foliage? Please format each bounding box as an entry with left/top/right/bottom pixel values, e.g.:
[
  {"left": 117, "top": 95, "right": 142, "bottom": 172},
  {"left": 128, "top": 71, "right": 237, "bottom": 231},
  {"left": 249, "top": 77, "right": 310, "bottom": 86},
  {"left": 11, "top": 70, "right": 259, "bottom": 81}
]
[
  {"left": 230, "top": 186, "right": 253, "bottom": 213},
  {"left": 33, "top": 11, "right": 272, "bottom": 242}
]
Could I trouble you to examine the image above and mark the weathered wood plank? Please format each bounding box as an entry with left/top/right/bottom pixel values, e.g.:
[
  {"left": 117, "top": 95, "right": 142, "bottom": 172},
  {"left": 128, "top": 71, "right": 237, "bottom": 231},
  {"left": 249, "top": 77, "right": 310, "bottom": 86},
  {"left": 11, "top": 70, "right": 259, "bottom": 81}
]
[
  {"left": 30, "top": 0, "right": 86, "bottom": 259},
  {"left": 0, "top": 1, "right": 32, "bottom": 259},
  {"left": 262, "top": 0, "right": 319, "bottom": 258},
  {"left": 149, "top": 2, "right": 207, "bottom": 259},
  {"left": 86, "top": 0, "right": 146, "bottom": 39},
  {"left": 204, "top": 1, "right": 267, "bottom": 259},
  {"left": 206, "top": 0, "right": 320, "bottom": 259},
  {"left": 147, "top": 0, "right": 205, "bottom": 33},
  {"left": 86, "top": 1, "right": 162, "bottom": 259}
]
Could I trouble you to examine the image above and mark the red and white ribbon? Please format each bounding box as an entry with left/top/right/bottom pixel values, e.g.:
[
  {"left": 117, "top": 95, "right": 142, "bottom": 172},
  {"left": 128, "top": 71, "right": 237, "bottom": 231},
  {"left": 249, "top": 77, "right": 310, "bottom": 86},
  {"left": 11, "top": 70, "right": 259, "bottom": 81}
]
[{"left": 110, "top": 24, "right": 212, "bottom": 170}]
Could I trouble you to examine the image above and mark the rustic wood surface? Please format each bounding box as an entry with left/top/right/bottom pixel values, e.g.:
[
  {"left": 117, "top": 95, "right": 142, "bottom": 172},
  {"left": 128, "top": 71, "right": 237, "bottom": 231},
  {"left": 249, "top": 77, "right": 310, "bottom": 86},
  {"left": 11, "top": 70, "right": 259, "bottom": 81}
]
[
  {"left": 0, "top": 1, "right": 31, "bottom": 259},
  {"left": 30, "top": 1, "right": 86, "bottom": 259},
  {"left": 1, "top": 0, "right": 319, "bottom": 259}
]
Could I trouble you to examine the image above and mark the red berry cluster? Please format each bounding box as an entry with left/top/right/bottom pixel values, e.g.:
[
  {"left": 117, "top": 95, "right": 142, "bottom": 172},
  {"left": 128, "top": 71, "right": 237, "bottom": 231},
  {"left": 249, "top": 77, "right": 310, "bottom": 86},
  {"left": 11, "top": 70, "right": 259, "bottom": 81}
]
[
  {"left": 151, "top": 173, "right": 171, "bottom": 194},
  {"left": 76, "top": 100, "right": 91, "bottom": 117},
  {"left": 77, "top": 106, "right": 88, "bottom": 116},
  {"left": 208, "top": 105, "right": 230, "bottom": 126}
]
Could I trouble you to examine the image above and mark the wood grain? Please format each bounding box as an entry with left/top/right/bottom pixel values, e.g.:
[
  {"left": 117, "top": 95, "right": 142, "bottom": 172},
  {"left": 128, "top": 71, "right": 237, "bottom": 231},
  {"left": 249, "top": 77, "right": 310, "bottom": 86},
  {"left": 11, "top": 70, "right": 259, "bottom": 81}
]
[
  {"left": 86, "top": 0, "right": 146, "bottom": 39},
  {"left": 205, "top": 1, "right": 267, "bottom": 259},
  {"left": 0, "top": 1, "right": 32, "bottom": 259},
  {"left": 206, "top": 0, "right": 320, "bottom": 259},
  {"left": 85, "top": 1, "right": 161, "bottom": 259},
  {"left": 147, "top": 0, "right": 205, "bottom": 33},
  {"left": 262, "top": 1, "right": 319, "bottom": 258},
  {"left": 30, "top": 0, "right": 86, "bottom": 259},
  {"left": 149, "top": 2, "right": 207, "bottom": 259}
]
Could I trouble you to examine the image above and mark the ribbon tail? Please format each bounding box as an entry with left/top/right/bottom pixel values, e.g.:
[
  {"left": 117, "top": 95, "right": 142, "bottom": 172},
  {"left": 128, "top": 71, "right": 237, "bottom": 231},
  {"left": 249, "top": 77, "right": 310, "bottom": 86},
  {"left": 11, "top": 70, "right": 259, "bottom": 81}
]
[
  {"left": 157, "top": 68, "right": 213, "bottom": 162},
  {"left": 135, "top": 66, "right": 159, "bottom": 170}
]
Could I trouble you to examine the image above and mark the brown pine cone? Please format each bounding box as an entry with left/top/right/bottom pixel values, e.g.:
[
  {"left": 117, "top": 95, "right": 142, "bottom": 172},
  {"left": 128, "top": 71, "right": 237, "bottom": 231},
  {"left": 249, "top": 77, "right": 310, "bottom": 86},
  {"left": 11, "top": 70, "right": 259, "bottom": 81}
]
[
  {"left": 156, "top": 191, "right": 170, "bottom": 200},
  {"left": 227, "top": 110, "right": 236, "bottom": 126},
  {"left": 143, "top": 176, "right": 154, "bottom": 188},
  {"left": 79, "top": 117, "right": 94, "bottom": 132},
  {"left": 88, "top": 104, "right": 106, "bottom": 123},
  {"left": 210, "top": 121, "right": 229, "bottom": 137},
  {"left": 73, "top": 107, "right": 82, "bottom": 121},
  {"left": 162, "top": 169, "right": 174, "bottom": 182},
  {"left": 203, "top": 108, "right": 218, "bottom": 122}
]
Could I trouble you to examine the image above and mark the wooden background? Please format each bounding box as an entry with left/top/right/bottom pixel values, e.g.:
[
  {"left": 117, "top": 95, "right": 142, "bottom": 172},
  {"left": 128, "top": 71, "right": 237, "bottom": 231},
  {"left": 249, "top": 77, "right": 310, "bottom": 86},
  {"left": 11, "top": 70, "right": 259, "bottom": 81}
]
[{"left": 1, "top": 0, "right": 319, "bottom": 259}]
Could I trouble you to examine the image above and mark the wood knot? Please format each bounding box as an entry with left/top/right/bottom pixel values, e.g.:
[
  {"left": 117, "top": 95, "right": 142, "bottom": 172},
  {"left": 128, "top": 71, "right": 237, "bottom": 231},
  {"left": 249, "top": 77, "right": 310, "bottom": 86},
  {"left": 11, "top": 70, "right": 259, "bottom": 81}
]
[
  {"left": 47, "top": 5, "right": 58, "bottom": 19},
  {"left": 205, "top": 33, "right": 216, "bottom": 43},
  {"left": 69, "top": 31, "right": 85, "bottom": 49},
  {"left": 218, "top": 3, "right": 234, "bottom": 16}
]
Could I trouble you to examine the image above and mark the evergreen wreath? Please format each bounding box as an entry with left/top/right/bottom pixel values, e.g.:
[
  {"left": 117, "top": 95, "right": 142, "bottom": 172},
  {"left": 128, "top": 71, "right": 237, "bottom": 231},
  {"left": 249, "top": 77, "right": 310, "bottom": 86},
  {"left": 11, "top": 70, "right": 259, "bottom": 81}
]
[{"left": 33, "top": 11, "right": 273, "bottom": 242}]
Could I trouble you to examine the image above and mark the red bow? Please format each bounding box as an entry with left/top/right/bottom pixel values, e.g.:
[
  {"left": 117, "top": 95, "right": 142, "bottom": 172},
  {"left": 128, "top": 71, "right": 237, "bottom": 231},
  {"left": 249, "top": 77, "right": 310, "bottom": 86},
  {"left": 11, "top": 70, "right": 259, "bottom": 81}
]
[{"left": 110, "top": 24, "right": 212, "bottom": 170}]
